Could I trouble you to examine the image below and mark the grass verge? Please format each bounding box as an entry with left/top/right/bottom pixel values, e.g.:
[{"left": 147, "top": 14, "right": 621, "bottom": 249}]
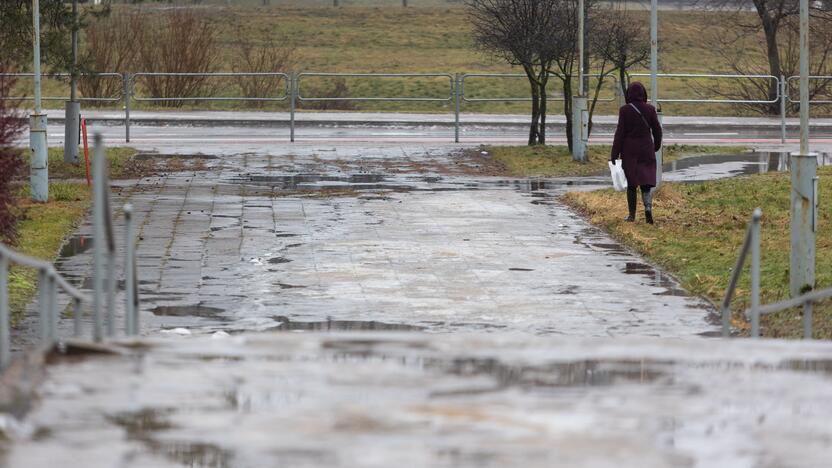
[
  {"left": 561, "top": 167, "right": 832, "bottom": 339},
  {"left": 480, "top": 144, "right": 748, "bottom": 177},
  {"left": 8, "top": 183, "right": 91, "bottom": 324}
]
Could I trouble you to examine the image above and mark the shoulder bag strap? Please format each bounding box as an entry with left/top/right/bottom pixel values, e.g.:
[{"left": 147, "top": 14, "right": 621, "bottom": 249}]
[{"left": 629, "top": 103, "right": 654, "bottom": 144}]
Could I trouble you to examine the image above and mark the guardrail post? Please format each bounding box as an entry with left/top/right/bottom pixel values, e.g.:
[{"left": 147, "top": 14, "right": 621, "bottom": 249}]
[
  {"left": 37, "top": 269, "right": 49, "bottom": 342},
  {"left": 124, "top": 204, "right": 136, "bottom": 336},
  {"left": 123, "top": 73, "right": 131, "bottom": 143},
  {"left": 454, "top": 74, "right": 461, "bottom": 143},
  {"left": 290, "top": 72, "right": 296, "bottom": 143},
  {"left": 0, "top": 253, "right": 9, "bottom": 368},
  {"left": 751, "top": 208, "right": 762, "bottom": 338},
  {"left": 780, "top": 75, "right": 787, "bottom": 144},
  {"left": 73, "top": 297, "right": 81, "bottom": 338},
  {"left": 47, "top": 273, "right": 58, "bottom": 342},
  {"left": 92, "top": 135, "right": 105, "bottom": 342},
  {"left": 106, "top": 251, "right": 115, "bottom": 337},
  {"left": 803, "top": 300, "right": 813, "bottom": 339}
]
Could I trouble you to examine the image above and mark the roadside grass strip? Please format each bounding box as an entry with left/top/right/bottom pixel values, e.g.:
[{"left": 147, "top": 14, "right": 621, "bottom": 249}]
[{"left": 483, "top": 144, "right": 748, "bottom": 177}]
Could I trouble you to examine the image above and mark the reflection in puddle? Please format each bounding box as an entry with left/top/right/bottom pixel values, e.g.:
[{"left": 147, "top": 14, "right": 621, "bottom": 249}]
[{"left": 58, "top": 235, "right": 93, "bottom": 260}]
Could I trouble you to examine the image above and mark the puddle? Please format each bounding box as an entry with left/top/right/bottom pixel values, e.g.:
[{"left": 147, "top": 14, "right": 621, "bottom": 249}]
[
  {"left": 58, "top": 235, "right": 93, "bottom": 259},
  {"left": 151, "top": 305, "right": 227, "bottom": 319},
  {"left": 664, "top": 152, "right": 832, "bottom": 182},
  {"left": 622, "top": 262, "right": 687, "bottom": 296},
  {"left": 267, "top": 257, "right": 291, "bottom": 265},
  {"left": 272, "top": 316, "right": 424, "bottom": 332}
]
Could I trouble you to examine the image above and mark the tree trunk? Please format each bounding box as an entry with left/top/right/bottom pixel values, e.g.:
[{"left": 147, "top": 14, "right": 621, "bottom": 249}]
[
  {"left": 563, "top": 76, "right": 573, "bottom": 152},
  {"left": 539, "top": 79, "right": 548, "bottom": 145},
  {"left": 529, "top": 79, "right": 541, "bottom": 145},
  {"left": 755, "top": 4, "right": 782, "bottom": 114}
]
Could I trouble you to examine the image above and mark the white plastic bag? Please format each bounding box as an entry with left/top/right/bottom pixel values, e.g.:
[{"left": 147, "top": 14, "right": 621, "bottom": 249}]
[{"left": 609, "top": 160, "right": 628, "bottom": 192}]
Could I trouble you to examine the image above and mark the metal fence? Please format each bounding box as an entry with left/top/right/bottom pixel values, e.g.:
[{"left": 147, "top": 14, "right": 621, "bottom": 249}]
[
  {"left": 722, "top": 208, "right": 830, "bottom": 339},
  {"left": 4, "top": 71, "right": 832, "bottom": 143},
  {"left": 0, "top": 133, "right": 140, "bottom": 370}
]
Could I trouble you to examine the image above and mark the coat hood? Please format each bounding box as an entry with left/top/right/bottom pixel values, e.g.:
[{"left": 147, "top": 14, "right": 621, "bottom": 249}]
[{"left": 626, "top": 81, "right": 648, "bottom": 103}]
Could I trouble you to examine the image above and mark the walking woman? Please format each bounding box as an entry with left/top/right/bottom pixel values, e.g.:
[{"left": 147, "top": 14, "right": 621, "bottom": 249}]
[{"left": 610, "top": 81, "right": 663, "bottom": 224}]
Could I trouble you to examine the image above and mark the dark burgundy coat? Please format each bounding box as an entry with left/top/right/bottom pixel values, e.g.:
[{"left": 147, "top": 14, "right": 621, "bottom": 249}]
[{"left": 610, "top": 82, "right": 662, "bottom": 188}]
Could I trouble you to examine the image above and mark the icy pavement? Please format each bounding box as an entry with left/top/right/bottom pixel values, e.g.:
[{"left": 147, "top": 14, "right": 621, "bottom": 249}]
[{"left": 4, "top": 333, "right": 832, "bottom": 467}]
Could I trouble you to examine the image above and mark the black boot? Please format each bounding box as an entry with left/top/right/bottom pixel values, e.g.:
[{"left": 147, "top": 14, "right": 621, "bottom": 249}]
[
  {"left": 641, "top": 186, "right": 654, "bottom": 224},
  {"left": 625, "top": 187, "right": 637, "bottom": 222}
]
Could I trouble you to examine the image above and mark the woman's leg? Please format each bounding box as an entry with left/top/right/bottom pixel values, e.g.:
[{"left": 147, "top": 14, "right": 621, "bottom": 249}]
[
  {"left": 626, "top": 186, "right": 637, "bottom": 221},
  {"left": 640, "top": 185, "right": 654, "bottom": 224}
]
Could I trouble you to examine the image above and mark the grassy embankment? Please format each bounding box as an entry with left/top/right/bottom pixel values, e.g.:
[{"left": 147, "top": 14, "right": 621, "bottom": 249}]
[
  {"left": 562, "top": 167, "right": 832, "bottom": 339},
  {"left": 7, "top": 147, "right": 138, "bottom": 323},
  {"left": 483, "top": 144, "right": 748, "bottom": 177},
  {"left": 28, "top": 6, "right": 780, "bottom": 117}
]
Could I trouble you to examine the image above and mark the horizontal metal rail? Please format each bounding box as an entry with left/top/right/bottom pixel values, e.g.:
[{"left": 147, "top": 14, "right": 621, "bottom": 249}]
[
  {"left": 785, "top": 75, "right": 832, "bottom": 103},
  {"left": 460, "top": 73, "right": 619, "bottom": 103},
  {"left": 630, "top": 73, "right": 780, "bottom": 104},
  {"left": 755, "top": 287, "right": 832, "bottom": 316},
  {"left": 0, "top": 72, "right": 124, "bottom": 102},
  {"left": 297, "top": 72, "right": 454, "bottom": 102},
  {"left": 133, "top": 72, "right": 291, "bottom": 102}
]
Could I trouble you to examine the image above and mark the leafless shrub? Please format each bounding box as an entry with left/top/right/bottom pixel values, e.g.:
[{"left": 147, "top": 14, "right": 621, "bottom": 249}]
[
  {"left": 298, "top": 77, "right": 356, "bottom": 111},
  {"left": 79, "top": 11, "right": 144, "bottom": 106},
  {"left": 232, "top": 38, "right": 295, "bottom": 107},
  {"left": 135, "top": 9, "right": 220, "bottom": 108},
  {"left": 0, "top": 65, "right": 26, "bottom": 245}
]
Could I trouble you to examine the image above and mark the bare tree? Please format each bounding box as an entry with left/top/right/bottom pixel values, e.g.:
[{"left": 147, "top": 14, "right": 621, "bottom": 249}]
[
  {"left": 707, "top": 0, "right": 832, "bottom": 114},
  {"left": 592, "top": 1, "right": 650, "bottom": 98},
  {"left": 468, "top": 0, "right": 567, "bottom": 145}
]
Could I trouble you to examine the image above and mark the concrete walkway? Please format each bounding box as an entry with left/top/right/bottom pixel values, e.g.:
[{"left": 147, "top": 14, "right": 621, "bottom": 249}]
[{"left": 36, "top": 144, "right": 719, "bottom": 340}]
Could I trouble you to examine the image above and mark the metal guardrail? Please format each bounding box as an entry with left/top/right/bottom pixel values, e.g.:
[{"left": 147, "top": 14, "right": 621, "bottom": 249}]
[
  {"left": 785, "top": 75, "right": 832, "bottom": 104},
  {"left": 630, "top": 73, "right": 781, "bottom": 104},
  {"left": 0, "top": 133, "right": 140, "bottom": 370},
  {"left": 132, "top": 72, "right": 291, "bottom": 103},
  {"left": 1, "top": 72, "right": 124, "bottom": 103},
  {"left": 8, "top": 71, "right": 832, "bottom": 144}
]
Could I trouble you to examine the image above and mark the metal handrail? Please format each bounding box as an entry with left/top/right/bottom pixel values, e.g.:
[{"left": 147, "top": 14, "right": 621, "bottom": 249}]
[
  {"left": 630, "top": 73, "right": 780, "bottom": 104},
  {"left": 0, "top": 133, "right": 141, "bottom": 371},
  {"left": 132, "top": 72, "right": 291, "bottom": 102},
  {"left": 460, "top": 73, "right": 619, "bottom": 102},
  {"left": 721, "top": 208, "right": 762, "bottom": 337},
  {"left": 0, "top": 72, "right": 124, "bottom": 102},
  {"left": 297, "top": 72, "right": 454, "bottom": 102}
]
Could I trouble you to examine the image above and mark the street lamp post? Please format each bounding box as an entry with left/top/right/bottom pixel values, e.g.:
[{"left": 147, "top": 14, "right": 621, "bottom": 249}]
[
  {"left": 571, "top": 0, "right": 589, "bottom": 161},
  {"left": 31, "top": 0, "right": 49, "bottom": 202},
  {"left": 650, "top": 0, "right": 663, "bottom": 188},
  {"left": 790, "top": 0, "right": 818, "bottom": 297},
  {"left": 64, "top": 0, "right": 80, "bottom": 164}
]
